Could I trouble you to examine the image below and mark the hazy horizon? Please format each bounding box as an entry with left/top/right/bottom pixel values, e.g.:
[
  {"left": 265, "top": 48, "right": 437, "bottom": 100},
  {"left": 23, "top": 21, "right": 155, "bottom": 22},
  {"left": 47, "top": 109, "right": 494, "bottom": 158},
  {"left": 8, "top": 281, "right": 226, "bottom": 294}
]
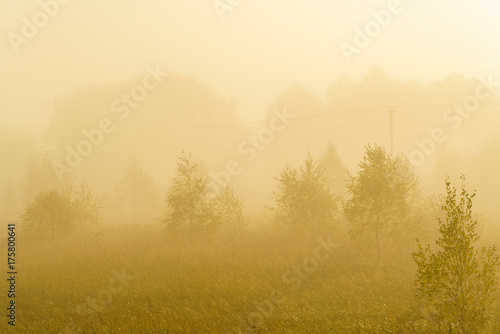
[{"left": 1, "top": 2, "right": 500, "bottom": 333}]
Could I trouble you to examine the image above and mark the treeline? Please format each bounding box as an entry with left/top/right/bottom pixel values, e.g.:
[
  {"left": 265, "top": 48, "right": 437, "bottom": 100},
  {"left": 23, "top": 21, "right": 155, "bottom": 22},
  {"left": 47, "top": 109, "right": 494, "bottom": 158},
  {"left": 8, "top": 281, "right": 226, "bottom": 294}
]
[{"left": 17, "top": 142, "right": 434, "bottom": 250}]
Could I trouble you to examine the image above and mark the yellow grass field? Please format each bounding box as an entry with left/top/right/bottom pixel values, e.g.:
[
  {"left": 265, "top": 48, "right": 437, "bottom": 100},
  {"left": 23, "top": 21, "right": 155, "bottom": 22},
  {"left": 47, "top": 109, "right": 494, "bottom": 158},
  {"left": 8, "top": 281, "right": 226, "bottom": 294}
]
[{"left": 3, "top": 225, "right": 499, "bottom": 334}]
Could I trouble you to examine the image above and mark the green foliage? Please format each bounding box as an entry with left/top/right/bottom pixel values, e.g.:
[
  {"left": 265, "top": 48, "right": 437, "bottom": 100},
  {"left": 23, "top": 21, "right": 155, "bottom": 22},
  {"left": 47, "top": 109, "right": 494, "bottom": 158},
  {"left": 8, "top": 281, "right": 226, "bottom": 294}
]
[
  {"left": 162, "top": 151, "right": 248, "bottom": 238},
  {"left": 344, "top": 144, "right": 418, "bottom": 257},
  {"left": 22, "top": 190, "right": 74, "bottom": 238},
  {"left": 21, "top": 181, "right": 101, "bottom": 238},
  {"left": 413, "top": 176, "right": 500, "bottom": 333},
  {"left": 273, "top": 152, "right": 337, "bottom": 238},
  {"left": 162, "top": 151, "right": 215, "bottom": 236}
]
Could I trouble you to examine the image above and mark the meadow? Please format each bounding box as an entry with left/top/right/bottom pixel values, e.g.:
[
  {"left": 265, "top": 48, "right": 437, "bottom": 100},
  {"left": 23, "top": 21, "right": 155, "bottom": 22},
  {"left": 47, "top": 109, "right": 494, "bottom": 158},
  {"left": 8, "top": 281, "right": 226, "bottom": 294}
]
[{"left": 5, "top": 224, "right": 499, "bottom": 334}]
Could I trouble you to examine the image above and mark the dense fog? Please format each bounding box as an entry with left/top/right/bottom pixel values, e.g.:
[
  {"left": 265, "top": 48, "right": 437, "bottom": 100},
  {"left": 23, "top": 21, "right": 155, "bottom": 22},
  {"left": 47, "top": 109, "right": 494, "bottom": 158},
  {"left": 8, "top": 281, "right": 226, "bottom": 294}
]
[{"left": 1, "top": 1, "right": 499, "bottom": 333}]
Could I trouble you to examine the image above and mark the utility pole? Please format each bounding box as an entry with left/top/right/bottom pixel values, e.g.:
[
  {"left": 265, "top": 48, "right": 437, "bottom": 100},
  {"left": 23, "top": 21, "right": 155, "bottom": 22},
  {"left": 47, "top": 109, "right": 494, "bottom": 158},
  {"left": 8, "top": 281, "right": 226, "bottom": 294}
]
[{"left": 388, "top": 106, "right": 396, "bottom": 154}]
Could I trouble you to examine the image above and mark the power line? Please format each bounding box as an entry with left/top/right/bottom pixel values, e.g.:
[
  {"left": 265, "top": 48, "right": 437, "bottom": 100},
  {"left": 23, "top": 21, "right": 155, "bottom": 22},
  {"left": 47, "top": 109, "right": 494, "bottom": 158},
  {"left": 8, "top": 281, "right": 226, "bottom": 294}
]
[{"left": 4, "top": 104, "right": 500, "bottom": 140}]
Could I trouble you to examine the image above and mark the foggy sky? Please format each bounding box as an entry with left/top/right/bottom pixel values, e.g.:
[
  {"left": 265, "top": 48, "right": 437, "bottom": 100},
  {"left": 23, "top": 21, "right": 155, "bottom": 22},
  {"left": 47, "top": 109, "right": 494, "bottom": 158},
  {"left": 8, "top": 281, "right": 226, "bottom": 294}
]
[{"left": 1, "top": 0, "right": 500, "bottom": 131}]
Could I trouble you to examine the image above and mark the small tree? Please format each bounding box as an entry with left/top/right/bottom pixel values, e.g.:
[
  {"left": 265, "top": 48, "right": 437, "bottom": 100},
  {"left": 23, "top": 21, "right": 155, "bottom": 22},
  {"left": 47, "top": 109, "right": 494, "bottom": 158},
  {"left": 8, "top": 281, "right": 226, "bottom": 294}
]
[
  {"left": 22, "top": 190, "right": 75, "bottom": 238},
  {"left": 273, "top": 164, "right": 301, "bottom": 232},
  {"left": 162, "top": 151, "right": 214, "bottom": 239},
  {"left": 22, "top": 181, "right": 101, "bottom": 239},
  {"left": 273, "top": 152, "right": 337, "bottom": 238},
  {"left": 211, "top": 184, "right": 246, "bottom": 234},
  {"left": 344, "top": 144, "right": 417, "bottom": 259},
  {"left": 413, "top": 176, "right": 499, "bottom": 333}
]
